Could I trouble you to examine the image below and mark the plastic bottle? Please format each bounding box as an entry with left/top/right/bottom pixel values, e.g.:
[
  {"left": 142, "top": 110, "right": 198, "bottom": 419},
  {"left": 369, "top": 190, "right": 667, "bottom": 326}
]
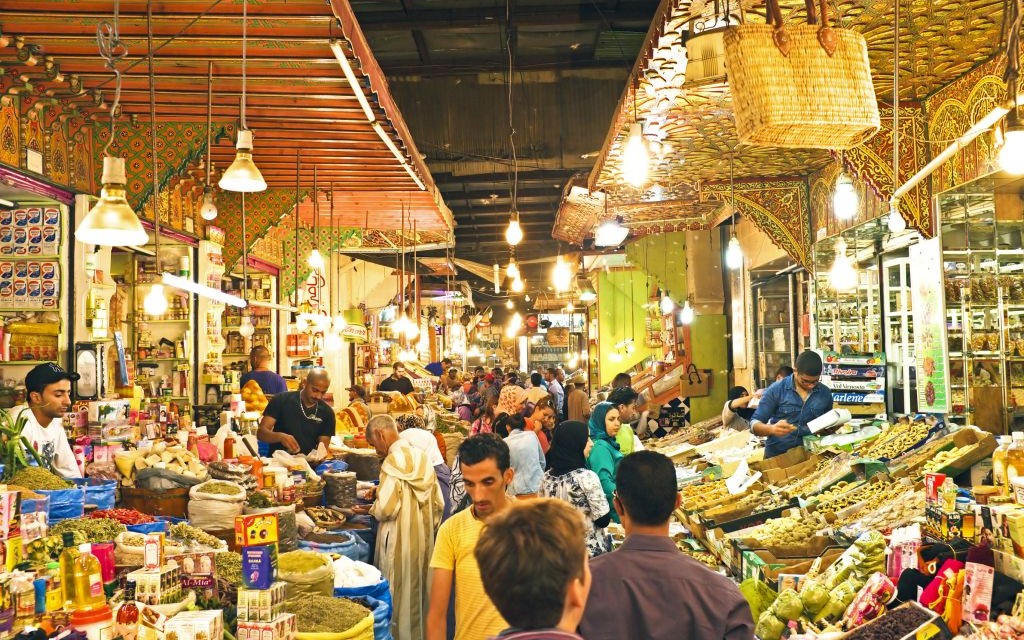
[
  {"left": 45, "top": 561, "right": 62, "bottom": 612},
  {"left": 1006, "top": 432, "right": 1024, "bottom": 495},
  {"left": 59, "top": 532, "right": 81, "bottom": 610},
  {"left": 71, "top": 544, "right": 106, "bottom": 612},
  {"left": 993, "top": 435, "right": 1012, "bottom": 495},
  {"left": 940, "top": 477, "right": 958, "bottom": 514}
]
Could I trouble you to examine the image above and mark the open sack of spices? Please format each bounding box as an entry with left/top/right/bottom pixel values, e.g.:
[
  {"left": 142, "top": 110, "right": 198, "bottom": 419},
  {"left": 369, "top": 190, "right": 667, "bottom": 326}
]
[
  {"left": 289, "top": 593, "right": 375, "bottom": 640},
  {"left": 187, "top": 480, "right": 246, "bottom": 532}
]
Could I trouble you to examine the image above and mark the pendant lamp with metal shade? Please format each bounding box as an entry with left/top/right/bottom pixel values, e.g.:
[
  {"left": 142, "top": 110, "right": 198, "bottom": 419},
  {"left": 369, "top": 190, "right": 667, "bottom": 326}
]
[
  {"left": 200, "top": 61, "right": 219, "bottom": 220},
  {"left": 219, "top": 0, "right": 266, "bottom": 193},
  {"left": 76, "top": 0, "right": 149, "bottom": 247}
]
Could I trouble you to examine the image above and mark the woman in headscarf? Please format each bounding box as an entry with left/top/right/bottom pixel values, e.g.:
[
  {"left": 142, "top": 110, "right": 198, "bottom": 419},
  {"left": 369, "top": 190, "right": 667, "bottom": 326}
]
[
  {"left": 395, "top": 413, "right": 452, "bottom": 521},
  {"left": 586, "top": 401, "right": 624, "bottom": 523},
  {"left": 493, "top": 384, "right": 526, "bottom": 437},
  {"left": 540, "top": 420, "right": 612, "bottom": 556}
]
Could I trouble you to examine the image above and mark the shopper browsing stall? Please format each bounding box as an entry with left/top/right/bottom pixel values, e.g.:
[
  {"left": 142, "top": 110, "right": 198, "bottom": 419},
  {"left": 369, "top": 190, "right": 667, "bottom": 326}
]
[
  {"left": 427, "top": 434, "right": 512, "bottom": 640},
  {"left": 579, "top": 451, "right": 753, "bottom": 640},
  {"left": 749, "top": 350, "right": 833, "bottom": 459},
  {"left": 256, "top": 368, "right": 336, "bottom": 455},
  {"left": 379, "top": 362, "right": 415, "bottom": 395},
  {"left": 364, "top": 415, "right": 443, "bottom": 640},
  {"left": 239, "top": 345, "right": 287, "bottom": 395},
  {"left": 475, "top": 499, "right": 591, "bottom": 640},
  {"left": 18, "top": 363, "right": 82, "bottom": 479},
  {"left": 586, "top": 402, "right": 623, "bottom": 523}
]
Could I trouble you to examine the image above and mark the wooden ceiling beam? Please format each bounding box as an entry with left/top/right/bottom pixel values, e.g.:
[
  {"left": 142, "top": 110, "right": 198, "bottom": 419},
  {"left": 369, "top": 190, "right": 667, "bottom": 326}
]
[
  {"left": 46, "top": 65, "right": 349, "bottom": 82},
  {"left": 0, "top": 3, "right": 333, "bottom": 19},
  {"left": 378, "top": 55, "right": 634, "bottom": 77},
  {"left": 355, "top": 4, "right": 656, "bottom": 31}
]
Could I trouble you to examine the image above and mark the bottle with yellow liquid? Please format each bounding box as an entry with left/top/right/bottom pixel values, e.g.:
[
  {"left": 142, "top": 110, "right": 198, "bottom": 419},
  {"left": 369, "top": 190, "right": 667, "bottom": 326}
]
[
  {"left": 993, "top": 435, "right": 1012, "bottom": 495},
  {"left": 1006, "top": 432, "right": 1024, "bottom": 497},
  {"left": 59, "top": 533, "right": 80, "bottom": 610},
  {"left": 71, "top": 544, "right": 105, "bottom": 611}
]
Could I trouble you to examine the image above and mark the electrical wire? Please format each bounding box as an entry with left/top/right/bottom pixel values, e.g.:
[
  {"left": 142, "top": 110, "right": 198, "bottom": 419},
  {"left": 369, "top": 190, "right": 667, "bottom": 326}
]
[
  {"left": 206, "top": 61, "right": 213, "bottom": 186},
  {"left": 505, "top": 0, "right": 518, "bottom": 212},
  {"left": 893, "top": 0, "right": 900, "bottom": 187},
  {"left": 241, "top": 0, "right": 248, "bottom": 130},
  {"left": 147, "top": 0, "right": 160, "bottom": 256},
  {"left": 97, "top": 0, "right": 126, "bottom": 156}
]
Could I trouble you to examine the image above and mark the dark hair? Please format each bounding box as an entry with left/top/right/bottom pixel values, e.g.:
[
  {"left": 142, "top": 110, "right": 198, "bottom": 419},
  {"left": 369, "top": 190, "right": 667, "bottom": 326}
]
[
  {"left": 492, "top": 367, "right": 504, "bottom": 377},
  {"left": 775, "top": 365, "right": 794, "bottom": 379},
  {"left": 607, "top": 386, "right": 638, "bottom": 408},
  {"left": 442, "top": 358, "right": 453, "bottom": 366},
  {"left": 506, "top": 373, "right": 519, "bottom": 385},
  {"left": 474, "top": 366, "right": 486, "bottom": 374},
  {"left": 611, "top": 372, "right": 632, "bottom": 388},
  {"left": 615, "top": 451, "right": 677, "bottom": 526},
  {"left": 458, "top": 432, "right": 511, "bottom": 472},
  {"left": 475, "top": 500, "right": 586, "bottom": 629},
  {"left": 393, "top": 361, "right": 407, "bottom": 371},
  {"left": 530, "top": 372, "right": 543, "bottom": 387},
  {"left": 728, "top": 386, "right": 749, "bottom": 401},
  {"left": 546, "top": 367, "right": 558, "bottom": 376},
  {"left": 795, "top": 351, "right": 823, "bottom": 376}
]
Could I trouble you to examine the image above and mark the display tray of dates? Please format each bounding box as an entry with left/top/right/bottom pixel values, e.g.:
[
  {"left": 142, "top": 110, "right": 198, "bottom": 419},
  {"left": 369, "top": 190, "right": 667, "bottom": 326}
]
[{"left": 840, "top": 601, "right": 950, "bottom": 640}]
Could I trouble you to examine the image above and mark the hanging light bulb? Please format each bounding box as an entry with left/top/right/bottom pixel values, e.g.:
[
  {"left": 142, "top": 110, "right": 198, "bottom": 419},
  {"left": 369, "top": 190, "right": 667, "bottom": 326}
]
[
  {"left": 307, "top": 248, "right": 325, "bottom": 271},
  {"left": 725, "top": 234, "right": 744, "bottom": 270},
  {"left": 238, "top": 315, "right": 256, "bottom": 338},
  {"left": 999, "top": 110, "right": 1024, "bottom": 175},
  {"left": 833, "top": 171, "right": 858, "bottom": 220},
  {"left": 552, "top": 255, "right": 573, "bottom": 292},
  {"left": 296, "top": 314, "right": 310, "bottom": 332},
  {"left": 679, "top": 299, "right": 694, "bottom": 325},
  {"left": 76, "top": 157, "right": 149, "bottom": 246},
  {"left": 507, "top": 258, "right": 520, "bottom": 281},
  {"left": 567, "top": 302, "right": 575, "bottom": 312},
  {"left": 219, "top": 130, "right": 267, "bottom": 192},
  {"left": 505, "top": 210, "right": 524, "bottom": 245},
  {"left": 405, "top": 317, "right": 420, "bottom": 340},
  {"left": 594, "top": 217, "right": 630, "bottom": 247},
  {"left": 621, "top": 122, "right": 649, "bottom": 187},
  {"left": 660, "top": 292, "right": 674, "bottom": 315},
  {"left": 609, "top": 351, "right": 624, "bottom": 363},
  {"left": 143, "top": 284, "right": 169, "bottom": 317},
  {"left": 324, "top": 331, "right": 343, "bottom": 352},
  {"left": 830, "top": 238, "right": 858, "bottom": 292},
  {"left": 511, "top": 277, "right": 525, "bottom": 293},
  {"left": 314, "top": 312, "right": 332, "bottom": 334},
  {"left": 333, "top": 315, "right": 347, "bottom": 334},
  {"left": 199, "top": 187, "right": 219, "bottom": 221},
  {"left": 505, "top": 299, "right": 514, "bottom": 310},
  {"left": 886, "top": 199, "right": 907, "bottom": 233}
]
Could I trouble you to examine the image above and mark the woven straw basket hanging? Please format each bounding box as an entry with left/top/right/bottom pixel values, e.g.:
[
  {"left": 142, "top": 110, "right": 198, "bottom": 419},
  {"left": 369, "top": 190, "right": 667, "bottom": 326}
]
[{"left": 723, "top": 0, "right": 880, "bottom": 149}]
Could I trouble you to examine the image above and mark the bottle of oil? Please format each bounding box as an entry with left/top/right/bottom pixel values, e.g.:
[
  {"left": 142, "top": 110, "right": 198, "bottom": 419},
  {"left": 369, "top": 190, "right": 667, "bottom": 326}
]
[
  {"left": 1006, "top": 431, "right": 1024, "bottom": 496},
  {"left": 71, "top": 544, "right": 106, "bottom": 611},
  {"left": 59, "top": 533, "right": 80, "bottom": 610},
  {"left": 993, "top": 435, "right": 1012, "bottom": 495}
]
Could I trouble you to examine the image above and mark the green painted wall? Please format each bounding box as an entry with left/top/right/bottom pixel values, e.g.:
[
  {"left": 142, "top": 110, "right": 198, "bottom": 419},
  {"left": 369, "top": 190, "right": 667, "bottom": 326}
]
[
  {"left": 596, "top": 270, "right": 660, "bottom": 385},
  {"left": 625, "top": 231, "right": 688, "bottom": 306},
  {"left": 688, "top": 314, "right": 729, "bottom": 423}
]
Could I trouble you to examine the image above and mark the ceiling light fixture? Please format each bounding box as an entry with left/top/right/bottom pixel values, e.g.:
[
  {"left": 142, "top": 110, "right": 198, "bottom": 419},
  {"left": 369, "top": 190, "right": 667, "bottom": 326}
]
[
  {"left": 505, "top": 210, "right": 524, "bottom": 246},
  {"left": 219, "top": 0, "right": 266, "bottom": 193},
  {"left": 143, "top": 0, "right": 167, "bottom": 318},
  {"left": 725, "top": 154, "right": 744, "bottom": 270},
  {"left": 76, "top": 1, "right": 148, "bottom": 247},
  {"left": 594, "top": 217, "right": 629, "bottom": 247},
  {"left": 238, "top": 314, "right": 256, "bottom": 338},
  {"left": 511, "top": 277, "right": 525, "bottom": 293},
  {"left": 679, "top": 298, "right": 694, "bottom": 325},
  {"left": 503, "top": 1, "right": 524, "bottom": 247},
  {"left": 552, "top": 253, "right": 572, "bottom": 292},
  {"left": 506, "top": 256, "right": 520, "bottom": 281},
  {"left": 1000, "top": 110, "right": 1024, "bottom": 174},
  {"left": 622, "top": 121, "right": 650, "bottom": 187},
  {"left": 886, "top": 0, "right": 907, "bottom": 232},
  {"left": 162, "top": 272, "right": 246, "bottom": 307},
  {"left": 505, "top": 299, "right": 514, "bottom": 310},
  {"left": 830, "top": 237, "right": 858, "bottom": 291},
  {"left": 833, "top": 168, "right": 858, "bottom": 220},
  {"left": 200, "top": 60, "right": 218, "bottom": 221},
  {"left": 659, "top": 292, "right": 674, "bottom": 315}
]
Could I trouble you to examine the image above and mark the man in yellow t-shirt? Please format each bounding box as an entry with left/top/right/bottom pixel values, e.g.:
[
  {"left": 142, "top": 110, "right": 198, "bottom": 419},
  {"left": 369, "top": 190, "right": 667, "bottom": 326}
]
[{"left": 426, "top": 433, "right": 514, "bottom": 640}]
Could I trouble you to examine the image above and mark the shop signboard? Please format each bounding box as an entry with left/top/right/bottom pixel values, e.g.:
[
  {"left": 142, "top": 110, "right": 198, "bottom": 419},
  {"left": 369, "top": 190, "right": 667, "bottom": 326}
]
[{"left": 909, "top": 238, "right": 951, "bottom": 413}]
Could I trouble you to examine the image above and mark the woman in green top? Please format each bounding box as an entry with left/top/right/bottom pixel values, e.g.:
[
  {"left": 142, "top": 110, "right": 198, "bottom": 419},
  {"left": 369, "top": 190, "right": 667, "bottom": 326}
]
[{"left": 586, "top": 401, "right": 624, "bottom": 523}]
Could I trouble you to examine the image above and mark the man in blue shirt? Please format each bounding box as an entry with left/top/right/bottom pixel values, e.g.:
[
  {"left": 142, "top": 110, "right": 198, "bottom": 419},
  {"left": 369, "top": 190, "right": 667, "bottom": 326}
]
[{"left": 750, "top": 350, "right": 833, "bottom": 459}]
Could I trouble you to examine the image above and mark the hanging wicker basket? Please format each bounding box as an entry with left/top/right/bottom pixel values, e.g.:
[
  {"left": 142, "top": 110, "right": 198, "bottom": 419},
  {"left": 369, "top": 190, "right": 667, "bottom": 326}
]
[{"left": 723, "top": 0, "right": 880, "bottom": 149}]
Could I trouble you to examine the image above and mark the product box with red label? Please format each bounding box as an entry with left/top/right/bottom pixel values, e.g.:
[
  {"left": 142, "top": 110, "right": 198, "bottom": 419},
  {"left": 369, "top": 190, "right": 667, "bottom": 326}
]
[
  {"left": 235, "top": 514, "right": 279, "bottom": 547},
  {"left": 237, "top": 613, "right": 296, "bottom": 640}
]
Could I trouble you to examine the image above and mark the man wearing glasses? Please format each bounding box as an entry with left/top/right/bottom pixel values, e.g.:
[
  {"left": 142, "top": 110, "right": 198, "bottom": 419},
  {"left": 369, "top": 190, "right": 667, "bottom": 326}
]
[{"left": 749, "top": 350, "right": 833, "bottom": 459}]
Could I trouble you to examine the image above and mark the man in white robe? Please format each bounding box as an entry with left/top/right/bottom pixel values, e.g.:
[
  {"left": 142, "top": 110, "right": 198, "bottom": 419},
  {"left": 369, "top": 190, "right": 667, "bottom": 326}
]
[{"left": 366, "top": 415, "right": 443, "bottom": 640}]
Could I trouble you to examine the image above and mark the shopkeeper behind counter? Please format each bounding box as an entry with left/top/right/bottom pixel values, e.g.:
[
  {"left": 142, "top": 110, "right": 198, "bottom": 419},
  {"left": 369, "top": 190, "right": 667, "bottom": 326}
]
[
  {"left": 257, "top": 368, "right": 336, "bottom": 455},
  {"left": 18, "top": 363, "right": 82, "bottom": 479},
  {"left": 749, "top": 351, "right": 833, "bottom": 459}
]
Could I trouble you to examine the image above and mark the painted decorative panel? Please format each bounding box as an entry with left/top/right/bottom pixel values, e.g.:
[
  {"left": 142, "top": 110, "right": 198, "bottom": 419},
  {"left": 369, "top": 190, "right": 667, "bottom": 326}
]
[
  {"left": 0, "top": 98, "right": 19, "bottom": 167},
  {"left": 47, "top": 123, "right": 69, "bottom": 186}
]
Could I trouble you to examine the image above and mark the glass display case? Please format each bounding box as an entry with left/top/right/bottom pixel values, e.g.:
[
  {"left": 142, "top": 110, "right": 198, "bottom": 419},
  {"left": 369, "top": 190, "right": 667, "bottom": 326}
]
[
  {"left": 754, "top": 275, "right": 796, "bottom": 388},
  {"left": 883, "top": 256, "right": 916, "bottom": 414},
  {"left": 937, "top": 173, "right": 1024, "bottom": 434}
]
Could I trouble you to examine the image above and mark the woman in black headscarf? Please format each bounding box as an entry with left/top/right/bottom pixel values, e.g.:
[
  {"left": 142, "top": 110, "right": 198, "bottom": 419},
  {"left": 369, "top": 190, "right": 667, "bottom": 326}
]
[{"left": 539, "top": 420, "right": 613, "bottom": 556}]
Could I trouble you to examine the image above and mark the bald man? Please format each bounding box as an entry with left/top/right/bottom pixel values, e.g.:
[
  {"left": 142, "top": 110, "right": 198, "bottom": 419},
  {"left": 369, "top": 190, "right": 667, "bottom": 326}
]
[
  {"left": 240, "top": 345, "right": 287, "bottom": 395},
  {"left": 257, "top": 368, "right": 336, "bottom": 455}
]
